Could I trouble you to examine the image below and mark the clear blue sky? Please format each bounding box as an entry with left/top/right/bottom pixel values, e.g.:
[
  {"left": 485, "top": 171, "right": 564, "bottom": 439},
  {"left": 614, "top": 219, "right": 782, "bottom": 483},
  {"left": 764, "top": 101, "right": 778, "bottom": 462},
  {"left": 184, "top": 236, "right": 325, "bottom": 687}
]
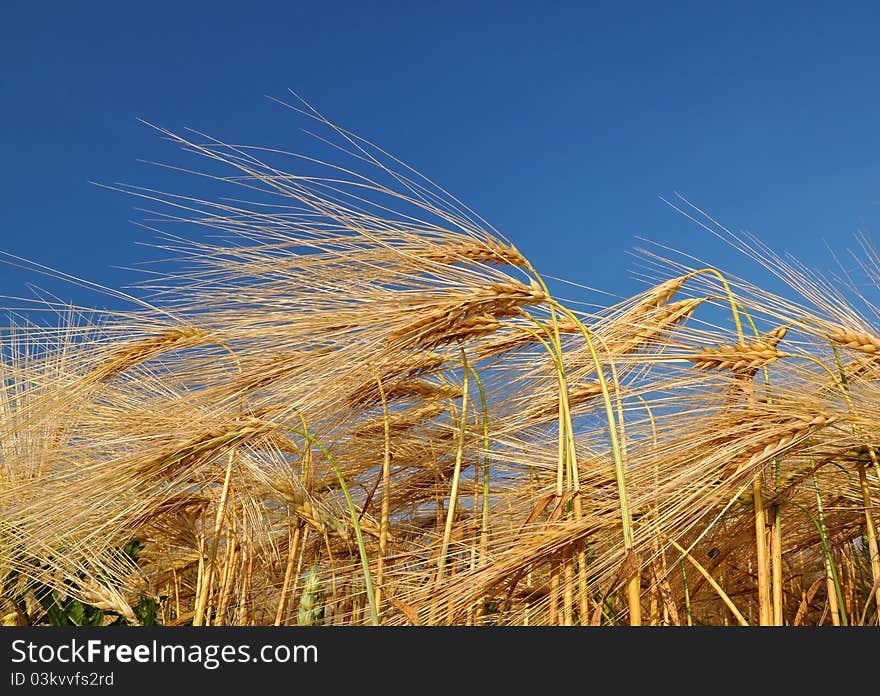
[{"left": 2, "top": 1, "right": 880, "bottom": 312}]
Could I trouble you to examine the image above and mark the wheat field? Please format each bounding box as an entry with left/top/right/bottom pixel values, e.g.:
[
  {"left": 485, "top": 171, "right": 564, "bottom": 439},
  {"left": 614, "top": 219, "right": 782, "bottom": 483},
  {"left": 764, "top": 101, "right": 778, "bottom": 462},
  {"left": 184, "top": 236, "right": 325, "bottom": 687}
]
[{"left": 2, "top": 104, "right": 879, "bottom": 626}]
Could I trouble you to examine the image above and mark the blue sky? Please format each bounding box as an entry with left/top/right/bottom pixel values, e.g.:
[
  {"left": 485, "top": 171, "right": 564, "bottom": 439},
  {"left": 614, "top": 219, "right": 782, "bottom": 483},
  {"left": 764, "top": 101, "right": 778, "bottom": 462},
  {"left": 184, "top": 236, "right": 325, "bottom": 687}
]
[{"left": 2, "top": 1, "right": 880, "bottom": 313}]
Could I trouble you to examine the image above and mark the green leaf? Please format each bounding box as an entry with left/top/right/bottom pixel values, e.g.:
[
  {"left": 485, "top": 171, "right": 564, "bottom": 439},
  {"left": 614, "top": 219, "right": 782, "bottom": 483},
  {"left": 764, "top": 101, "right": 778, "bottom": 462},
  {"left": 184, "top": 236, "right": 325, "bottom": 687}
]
[
  {"left": 86, "top": 608, "right": 106, "bottom": 626},
  {"left": 67, "top": 600, "right": 85, "bottom": 626},
  {"left": 122, "top": 539, "right": 144, "bottom": 564},
  {"left": 134, "top": 596, "right": 159, "bottom": 626}
]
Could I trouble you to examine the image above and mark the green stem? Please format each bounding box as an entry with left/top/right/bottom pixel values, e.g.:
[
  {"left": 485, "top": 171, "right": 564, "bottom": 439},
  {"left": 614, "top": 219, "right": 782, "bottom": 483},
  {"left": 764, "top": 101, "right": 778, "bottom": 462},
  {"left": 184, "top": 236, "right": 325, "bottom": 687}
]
[
  {"left": 448, "top": 358, "right": 491, "bottom": 559},
  {"left": 685, "top": 268, "right": 744, "bottom": 340},
  {"left": 679, "top": 558, "right": 693, "bottom": 626},
  {"left": 789, "top": 481, "right": 848, "bottom": 626},
  {"left": 437, "top": 347, "right": 471, "bottom": 583},
  {"left": 291, "top": 429, "right": 379, "bottom": 626},
  {"left": 548, "top": 302, "right": 632, "bottom": 549}
]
